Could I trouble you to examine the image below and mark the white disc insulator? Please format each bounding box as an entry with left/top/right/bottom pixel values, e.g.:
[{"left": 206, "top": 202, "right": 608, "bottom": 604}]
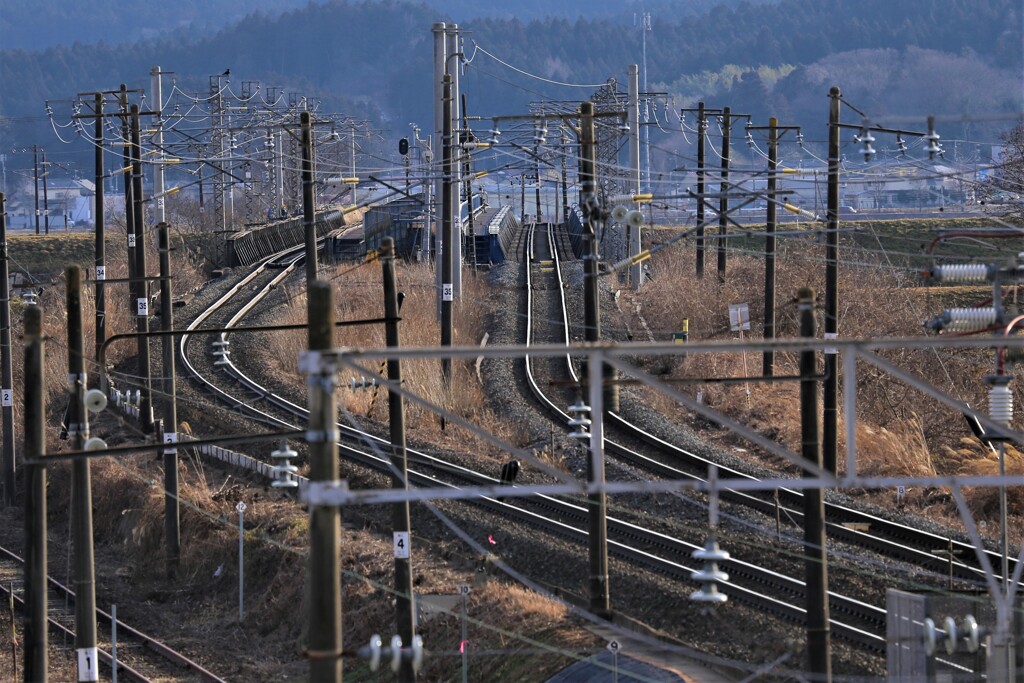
[
  {"left": 83, "top": 437, "right": 107, "bottom": 452},
  {"left": 84, "top": 389, "right": 108, "bottom": 414},
  {"left": 625, "top": 210, "right": 644, "bottom": 229}
]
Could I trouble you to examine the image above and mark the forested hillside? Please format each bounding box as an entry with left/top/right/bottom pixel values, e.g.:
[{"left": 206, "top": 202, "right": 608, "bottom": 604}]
[{"left": 0, "top": 0, "right": 1019, "bottom": 157}]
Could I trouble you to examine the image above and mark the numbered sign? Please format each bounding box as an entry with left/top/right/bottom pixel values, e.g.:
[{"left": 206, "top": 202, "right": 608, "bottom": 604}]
[
  {"left": 393, "top": 531, "right": 410, "bottom": 559},
  {"left": 442, "top": 283, "right": 453, "bottom": 302},
  {"left": 1, "top": 389, "right": 11, "bottom": 407},
  {"left": 77, "top": 646, "right": 99, "bottom": 682},
  {"left": 137, "top": 298, "right": 149, "bottom": 316},
  {"left": 236, "top": 501, "right": 247, "bottom": 514},
  {"left": 459, "top": 584, "right": 472, "bottom": 596},
  {"left": 95, "top": 266, "right": 106, "bottom": 281},
  {"left": 606, "top": 639, "right": 622, "bottom": 655},
  {"left": 163, "top": 431, "right": 177, "bottom": 454},
  {"left": 128, "top": 233, "right": 137, "bottom": 248}
]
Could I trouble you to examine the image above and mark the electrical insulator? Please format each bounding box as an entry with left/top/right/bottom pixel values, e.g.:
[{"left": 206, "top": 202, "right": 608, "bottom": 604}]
[
  {"left": 690, "top": 537, "right": 729, "bottom": 604},
  {"left": 348, "top": 376, "right": 377, "bottom": 390},
  {"left": 567, "top": 402, "right": 591, "bottom": 439},
  {"left": 859, "top": 130, "right": 876, "bottom": 161},
  {"left": 989, "top": 383, "right": 1013, "bottom": 426},
  {"left": 271, "top": 441, "right": 299, "bottom": 488},
  {"left": 925, "top": 307, "right": 997, "bottom": 333},
  {"left": 926, "top": 115, "right": 941, "bottom": 159},
  {"left": 930, "top": 263, "right": 993, "bottom": 283}
]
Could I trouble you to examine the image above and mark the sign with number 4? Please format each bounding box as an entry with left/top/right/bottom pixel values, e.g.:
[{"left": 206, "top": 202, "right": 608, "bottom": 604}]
[{"left": 393, "top": 531, "right": 410, "bottom": 559}]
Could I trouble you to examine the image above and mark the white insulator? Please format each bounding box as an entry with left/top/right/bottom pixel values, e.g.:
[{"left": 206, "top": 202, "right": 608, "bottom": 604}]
[
  {"left": 690, "top": 583, "right": 728, "bottom": 604},
  {"left": 989, "top": 384, "right": 1013, "bottom": 425},
  {"left": 932, "top": 264, "right": 991, "bottom": 283},
  {"left": 944, "top": 307, "right": 997, "bottom": 332}
]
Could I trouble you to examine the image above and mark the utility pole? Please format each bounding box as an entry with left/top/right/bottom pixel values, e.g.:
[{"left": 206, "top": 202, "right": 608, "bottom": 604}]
[
  {"left": 301, "top": 111, "right": 318, "bottom": 284},
  {"left": 433, "top": 22, "right": 447, "bottom": 318},
  {"left": 717, "top": 107, "right": 731, "bottom": 281},
  {"left": 151, "top": 67, "right": 167, "bottom": 225},
  {"left": 0, "top": 194, "right": 14, "bottom": 507},
  {"left": 680, "top": 103, "right": 721, "bottom": 278},
  {"left": 158, "top": 223, "right": 180, "bottom": 578},
  {"left": 799, "top": 286, "right": 831, "bottom": 682},
  {"left": 23, "top": 302, "right": 46, "bottom": 681},
  {"left": 446, "top": 24, "right": 462, "bottom": 300},
  {"left": 765, "top": 119, "right": 778, "bottom": 378},
  {"left": 93, "top": 93, "right": 107, "bottom": 386},
  {"left": 130, "top": 105, "right": 154, "bottom": 433},
  {"left": 68, "top": 265, "right": 99, "bottom": 682},
  {"left": 560, "top": 135, "right": 569, "bottom": 225},
  {"left": 534, "top": 120, "right": 543, "bottom": 224},
  {"left": 745, "top": 117, "right": 799, "bottom": 378},
  {"left": 587, "top": 351, "right": 611, "bottom": 619},
  {"left": 41, "top": 149, "right": 50, "bottom": 235},
  {"left": 381, "top": 237, "right": 416, "bottom": 682},
  {"left": 824, "top": 87, "right": 841, "bottom": 476},
  {"left": 33, "top": 145, "right": 39, "bottom": 235},
  {"left": 306, "top": 281, "right": 341, "bottom": 683},
  {"left": 440, "top": 74, "right": 454, "bottom": 389},
  {"left": 627, "top": 64, "right": 642, "bottom": 289},
  {"left": 122, "top": 85, "right": 137, "bottom": 314}
]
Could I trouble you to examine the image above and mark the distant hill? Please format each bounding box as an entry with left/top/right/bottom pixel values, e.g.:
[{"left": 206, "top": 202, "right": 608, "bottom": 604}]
[
  {"left": 0, "top": 0, "right": 780, "bottom": 50},
  {"left": 0, "top": 0, "right": 1019, "bottom": 164}
]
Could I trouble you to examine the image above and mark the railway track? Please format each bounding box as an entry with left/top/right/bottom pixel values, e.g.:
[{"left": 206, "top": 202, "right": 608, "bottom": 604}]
[
  {"left": 521, "top": 222, "right": 998, "bottom": 589},
  {"left": 169, "top": 233, "right": 894, "bottom": 656},
  {"left": 0, "top": 546, "right": 226, "bottom": 682}
]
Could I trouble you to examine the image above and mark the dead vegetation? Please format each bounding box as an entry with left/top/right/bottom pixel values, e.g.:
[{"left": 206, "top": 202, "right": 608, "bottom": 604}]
[{"left": 623, "top": 237, "right": 1024, "bottom": 532}]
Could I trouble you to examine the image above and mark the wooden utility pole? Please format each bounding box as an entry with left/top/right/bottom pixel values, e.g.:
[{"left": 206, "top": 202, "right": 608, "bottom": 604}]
[
  {"left": 301, "top": 111, "right": 318, "bottom": 285},
  {"left": 580, "top": 102, "right": 612, "bottom": 619},
  {"left": 717, "top": 107, "right": 731, "bottom": 281},
  {"left": 22, "top": 302, "right": 46, "bottom": 681},
  {"left": 307, "top": 281, "right": 341, "bottom": 683},
  {"left": 824, "top": 86, "right": 841, "bottom": 475},
  {"left": 764, "top": 118, "right": 778, "bottom": 377},
  {"left": 382, "top": 237, "right": 416, "bottom": 682},
  {"left": 799, "top": 286, "right": 831, "bottom": 682}
]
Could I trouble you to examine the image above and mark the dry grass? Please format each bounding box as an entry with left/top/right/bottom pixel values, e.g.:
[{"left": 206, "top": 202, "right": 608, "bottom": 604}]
[
  {"left": 263, "top": 260, "right": 514, "bottom": 461},
  {"left": 625, "top": 237, "right": 1024, "bottom": 522}
]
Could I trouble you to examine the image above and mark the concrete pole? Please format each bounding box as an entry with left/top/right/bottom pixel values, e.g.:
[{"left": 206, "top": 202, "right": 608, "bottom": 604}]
[
  {"left": 22, "top": 303, "right": 46, "bottom": 681},
  {"left": 68, "top": 266, "right": 99, "bottom": 682},
  {"left": 433, "top": 22, "right": 447, "bottom": 318},
  {"left": 627, "top": 64, "right": 642, "bottom": 290},
  {"left": 150, "top": 67, "right": 166, "bottom": 225},
  {"left": 306, "top": 281, "right": 341, "bottom": 683},
  {"left": 130, "top": 106, "right": 154, "bottom": 433},
  {"left": 0, "top": 194, "right": 14, "bottom": 507},
  {"left": 158, "top": 223, "right": 180, "bottom": 578},
  {"left": 447, "top": 24, "right": 462, "bottom": 300},
  {"left": 440, "top": 75, "right": 454, "bottom": 389},
  {"left": 94, "top": 94, "right": 107, "bottom": 390}
]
